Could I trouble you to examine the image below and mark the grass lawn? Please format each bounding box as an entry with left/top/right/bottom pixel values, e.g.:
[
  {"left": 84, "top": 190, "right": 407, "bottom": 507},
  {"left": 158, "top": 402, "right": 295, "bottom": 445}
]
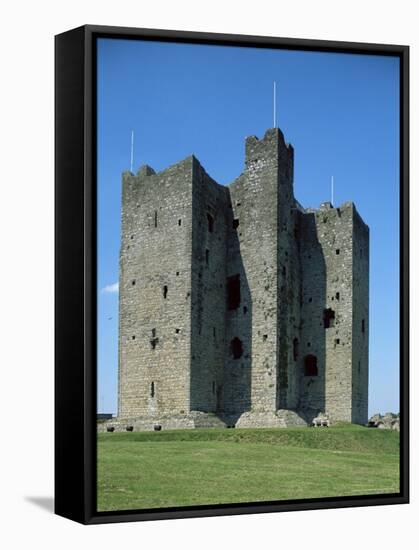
[{"left": 97, "top": 424, "right": 400, "bottom": 511}]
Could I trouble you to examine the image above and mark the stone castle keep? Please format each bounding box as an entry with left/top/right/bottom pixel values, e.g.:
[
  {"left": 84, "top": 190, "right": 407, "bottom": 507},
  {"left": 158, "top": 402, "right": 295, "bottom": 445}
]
[{"left": 111, "top": 127, "right": 369, "bottom": 431}]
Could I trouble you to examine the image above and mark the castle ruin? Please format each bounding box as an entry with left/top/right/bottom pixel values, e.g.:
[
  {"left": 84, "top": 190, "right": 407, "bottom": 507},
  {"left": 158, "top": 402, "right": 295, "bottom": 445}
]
[{"left": 113, "top": 127, "right": 369, "bottom": 430}]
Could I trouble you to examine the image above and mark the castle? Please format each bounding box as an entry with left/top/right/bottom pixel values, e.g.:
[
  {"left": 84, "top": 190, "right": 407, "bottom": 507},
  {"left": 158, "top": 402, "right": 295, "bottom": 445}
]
[{"left": 112, "top": 127, "right": 369, "bottom": 431}]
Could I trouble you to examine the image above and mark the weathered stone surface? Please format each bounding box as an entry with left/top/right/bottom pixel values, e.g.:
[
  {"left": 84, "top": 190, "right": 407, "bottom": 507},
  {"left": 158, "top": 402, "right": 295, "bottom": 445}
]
[
  {"left": 368, "top": 412, "right": 400, "bottom": 430},
  {"left": 311, "top": 412, "right": 330, "bottom": 427},
  {"left": 102, "top": 127, "right": 369, "bottom": 432}
]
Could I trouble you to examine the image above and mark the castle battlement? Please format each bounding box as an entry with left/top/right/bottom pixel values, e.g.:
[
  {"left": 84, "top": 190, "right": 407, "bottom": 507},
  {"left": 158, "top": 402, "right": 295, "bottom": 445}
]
[{"left": 112, "top": 128, "right": 369, "bottom": 432}]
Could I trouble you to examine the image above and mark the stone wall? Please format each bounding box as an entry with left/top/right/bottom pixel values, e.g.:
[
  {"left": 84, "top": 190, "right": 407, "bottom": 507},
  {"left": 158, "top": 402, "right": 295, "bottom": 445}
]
[
  {"left": 225, "top": 129, "right": 293, "bottom": 416},
  {"left": 190, "top": 158, "right": 229, "bottom": 412},
  {"left": 298, "top": 202, "right": 369, "bottom": 423},
  {"left": 118, "top": 159, "right": 195, "bottom": 418},
  {"left": 299, "top": 209, "right": 327, "bottom": 414},
  {"left": 351, "top": 207, "right": 369, "bottom": 424}
]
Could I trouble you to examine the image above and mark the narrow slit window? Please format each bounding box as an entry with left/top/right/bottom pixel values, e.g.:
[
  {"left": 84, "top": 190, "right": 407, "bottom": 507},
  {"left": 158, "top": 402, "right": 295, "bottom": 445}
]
[
  {"left": 336, "top": 249, "right": 340, "bottom": 255},
  {"left": 150, "top": 328, "right": 158, "bottom": 350},
  {"left": 293, "top": 338, "right": 299, "bottom": 361},
  {"left": 154, "top": 211, "right": 158, "bottom": 228},
  {"left": 362, "top": 319, "right": 365, "bottom": 333},
  {"left": 335, "top": 292, "right": 340, "bottom": 301},
  {"left": 178, "top": 219, "right": 182, "bottom": 226},
  {"left": 233, "top": 219, "right": 239, "bottom": 229},
  {"left": 163, "top": 285, "right": 168, "bottom": 299},
  {"left": 207, "top": 213, "right": 214, "bottom": 232},
  {"left": 205, "top": 249, "right": 209, "bottom": 265},
  {"left": 150, "top": 382, "right": 155, "bottom": 398}
]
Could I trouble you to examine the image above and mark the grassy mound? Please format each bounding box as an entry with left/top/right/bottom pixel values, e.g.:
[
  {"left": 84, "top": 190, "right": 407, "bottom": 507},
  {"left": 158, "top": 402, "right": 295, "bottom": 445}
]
[
  {"left": 97, "top": 425, "right": 400, "bottom": 512},
  {"left": 98, "top": 424, "right": 399, "bottom": 453}
]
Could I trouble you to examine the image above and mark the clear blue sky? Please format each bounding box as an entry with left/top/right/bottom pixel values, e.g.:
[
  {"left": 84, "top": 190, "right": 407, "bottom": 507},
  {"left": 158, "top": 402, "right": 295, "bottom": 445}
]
[{"left": 97, "top": 38, "right": 400, "bottom": 417}]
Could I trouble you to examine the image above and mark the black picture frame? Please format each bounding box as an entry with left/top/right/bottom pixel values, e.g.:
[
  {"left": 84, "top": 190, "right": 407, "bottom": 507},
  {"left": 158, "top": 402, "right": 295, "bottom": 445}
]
[{"left": 55, "top": 24, "right": 409, "bottom": 525}]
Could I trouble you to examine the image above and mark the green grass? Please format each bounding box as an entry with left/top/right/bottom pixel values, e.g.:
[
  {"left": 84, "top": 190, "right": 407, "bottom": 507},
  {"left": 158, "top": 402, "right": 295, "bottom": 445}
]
[{"left": 97, "top": 425, "right": 400, "bottom": 511}]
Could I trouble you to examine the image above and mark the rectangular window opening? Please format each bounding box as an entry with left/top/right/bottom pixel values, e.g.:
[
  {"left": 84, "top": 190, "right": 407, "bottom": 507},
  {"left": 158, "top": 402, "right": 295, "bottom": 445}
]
[
  {"left": 227, "top": 274, "right": 241, "bottom": 310},
  {"left": 323, "top": 308, "right": 335, "bottom": 329}
]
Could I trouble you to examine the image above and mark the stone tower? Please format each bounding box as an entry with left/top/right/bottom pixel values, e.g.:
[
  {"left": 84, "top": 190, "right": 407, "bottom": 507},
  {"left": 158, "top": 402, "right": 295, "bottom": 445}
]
[{"left": 114, "top": 128, "right": 369, "bottom": 431}]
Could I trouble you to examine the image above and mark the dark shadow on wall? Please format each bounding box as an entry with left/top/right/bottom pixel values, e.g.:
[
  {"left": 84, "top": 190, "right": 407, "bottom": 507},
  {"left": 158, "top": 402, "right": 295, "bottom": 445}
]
[
  {"left": 220, "top": 191, "right": 252, "bottom": 424},
  {"left": 189, "top": 165, "right": 242, "bottom": 415},
  {"left": 298, "top": 212, "right": 327, "bottom": 417}
]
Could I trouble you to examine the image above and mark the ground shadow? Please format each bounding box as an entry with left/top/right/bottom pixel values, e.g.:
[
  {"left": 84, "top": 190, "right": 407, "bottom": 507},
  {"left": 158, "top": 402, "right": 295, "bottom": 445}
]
[{"left": 24, "top": 496, "right": 54, "bottom": 513}]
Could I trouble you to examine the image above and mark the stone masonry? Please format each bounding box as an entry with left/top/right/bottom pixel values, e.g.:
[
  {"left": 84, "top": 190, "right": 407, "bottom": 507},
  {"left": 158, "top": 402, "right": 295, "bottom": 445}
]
[{"left": 103, "top": 127, "right": 369, "bottom": 432}]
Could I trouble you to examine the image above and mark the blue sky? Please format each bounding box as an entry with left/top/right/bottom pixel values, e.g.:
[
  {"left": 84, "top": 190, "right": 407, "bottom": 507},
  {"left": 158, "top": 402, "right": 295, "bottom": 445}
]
[{"left": 97, "top": 38, "right": 400, "bottom": 417}]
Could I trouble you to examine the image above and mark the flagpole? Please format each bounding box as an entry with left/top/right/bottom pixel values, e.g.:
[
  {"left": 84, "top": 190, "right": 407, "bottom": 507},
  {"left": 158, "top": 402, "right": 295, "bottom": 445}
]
[
  {"left": 273, "top": 81, "right": 277, "bottom": 128},
  {"left": 130, "top": 130, "right": 134, "bottom": 173}
]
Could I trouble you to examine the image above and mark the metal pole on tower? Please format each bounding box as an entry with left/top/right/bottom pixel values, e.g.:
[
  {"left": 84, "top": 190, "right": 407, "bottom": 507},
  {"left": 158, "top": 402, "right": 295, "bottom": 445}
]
[
  {"left": 273, "top": 81, "right": 277, "bottom": 128},
  {"left": 331, "top": 175, "right": 334, "bottom": 206},
  {"left": 130, "top": 130, "right": 134, "bottom": 173}
]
